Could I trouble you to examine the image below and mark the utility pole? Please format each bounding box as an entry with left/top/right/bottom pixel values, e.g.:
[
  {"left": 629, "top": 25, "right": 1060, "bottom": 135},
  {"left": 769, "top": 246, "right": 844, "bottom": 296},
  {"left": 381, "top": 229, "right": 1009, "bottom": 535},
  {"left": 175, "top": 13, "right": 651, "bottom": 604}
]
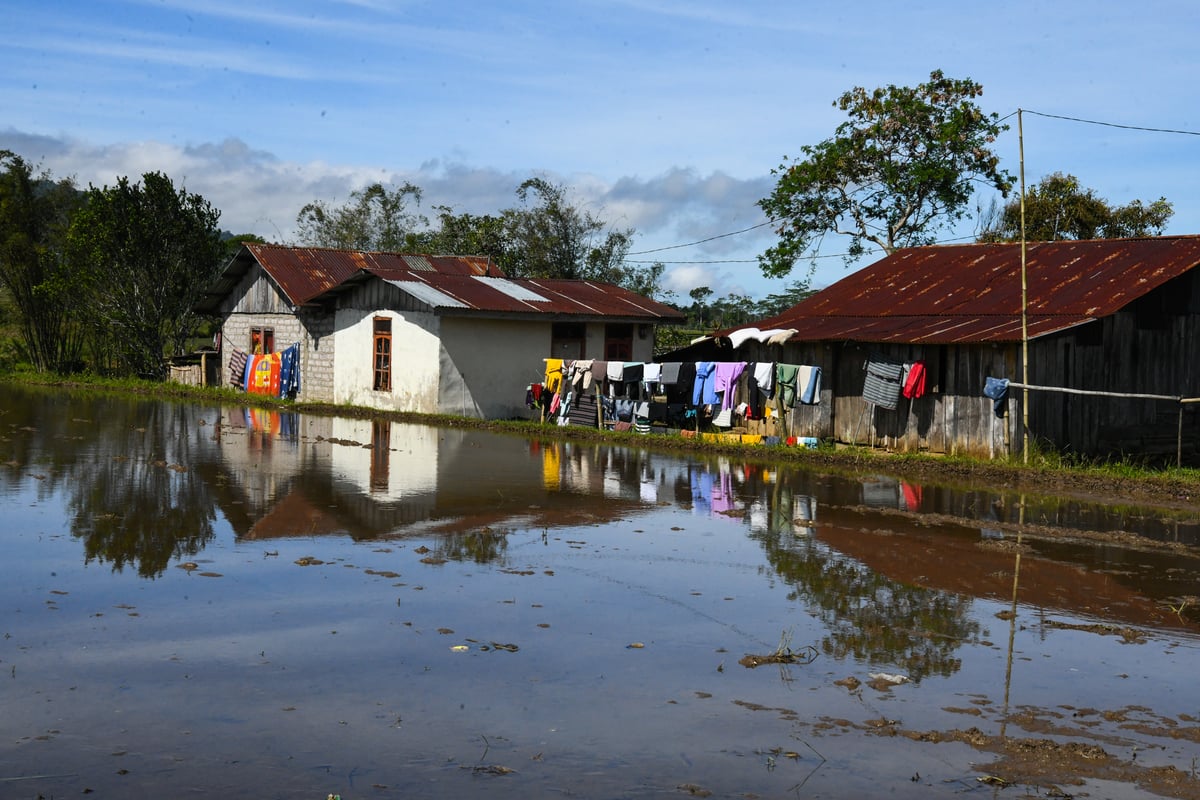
[{"left": 1019, "top": 109, "right": 1030, "bottom": 464}]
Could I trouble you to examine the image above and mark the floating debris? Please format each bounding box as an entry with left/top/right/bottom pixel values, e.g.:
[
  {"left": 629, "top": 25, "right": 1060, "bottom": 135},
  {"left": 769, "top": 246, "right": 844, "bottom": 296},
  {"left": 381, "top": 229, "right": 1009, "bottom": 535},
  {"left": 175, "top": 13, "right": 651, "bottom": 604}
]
[{"left": 739, "top": 632, "right": 818, "bottom": 669}]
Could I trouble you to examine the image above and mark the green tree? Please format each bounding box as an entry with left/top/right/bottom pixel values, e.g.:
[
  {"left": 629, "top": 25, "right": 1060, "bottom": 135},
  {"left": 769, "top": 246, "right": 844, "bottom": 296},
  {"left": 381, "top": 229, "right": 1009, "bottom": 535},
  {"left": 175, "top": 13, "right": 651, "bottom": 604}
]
[
  {"left": 758, "top": 70, "right": 1013, "bottom": 277},
  {"left": 297, "top": 177, "right": 666, "bottom": 298},
  {"left": 978, "top": 172, "right": 1173, "bottom": 242},
  {"left": 757, "top": 279, "right": 814, "bottom": 316},
  {"left": 502, "top": 177, "right": 636, "bottom": 284},
  {"left": 221, "top": 231, "right": 269, "bottom": 262},
  {"left": 296, "top": 182, "right": 427, "bottom": 251},
  {"left": 687, "top": 286, "right": 713, "bottom": 328},
  {"left": 68, "top": 172, "right": 225, "bottom": 379},
  {"left": 0, "top": 151, "right": 86, "bottom": 372},
  {"left": 419, "top": 205, "right": 512, "bottom": 264}
]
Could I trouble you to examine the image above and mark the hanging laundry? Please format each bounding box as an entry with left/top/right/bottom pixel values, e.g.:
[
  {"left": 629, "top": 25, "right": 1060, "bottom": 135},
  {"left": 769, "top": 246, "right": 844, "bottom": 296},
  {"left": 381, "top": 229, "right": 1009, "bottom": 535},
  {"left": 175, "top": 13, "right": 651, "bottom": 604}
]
[
  {"left": 544, "top": 359, "right": 564, "bottom": 395},
  {"left": 229, "top": 347, "right": 248, "bottom": 386},
  {"left": 713, "top": 361, "right": 747, "bottom": 411},
  {"left": 753, "top": 361, "right": 775, "bottom": 396},
  {"left": 776, "top": 364, "right": 800, "bottom": 408},
  {"left": 693, "top": 361, "right": 718, "bottom": 405},
  {"left": 278, "top": 342, "right": 301, "bottom": 397},
  {"left": 862, "top": 356, "right": 904, "bottom": 410},
  {"left": 247, "top": 351, "right": 282, "bottom": 396},
  {"left": 526, "top": 383, "right": 543, "bottom": 408},
  {"left": 983, "top": 377, "right": 1010, "bottom": 417},
  {"left": 798, "top": 365, "right": 822, "bottom": 404},
  {"left": 902, "top": 359, "right": 927, "bottom": 399}
]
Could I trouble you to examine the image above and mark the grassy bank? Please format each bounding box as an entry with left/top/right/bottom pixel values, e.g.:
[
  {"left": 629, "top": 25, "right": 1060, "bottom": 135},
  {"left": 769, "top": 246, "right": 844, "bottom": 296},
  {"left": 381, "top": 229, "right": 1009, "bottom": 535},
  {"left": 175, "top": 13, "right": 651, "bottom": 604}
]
[{"left": 6, "top": 370, "right": 1200, "bottom": 510}]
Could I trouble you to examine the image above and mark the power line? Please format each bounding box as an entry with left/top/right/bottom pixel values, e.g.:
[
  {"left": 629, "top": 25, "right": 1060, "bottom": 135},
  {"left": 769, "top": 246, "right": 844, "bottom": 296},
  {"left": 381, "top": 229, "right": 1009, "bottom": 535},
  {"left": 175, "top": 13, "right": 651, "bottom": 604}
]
[
  {"left": 626, "top": 111, "right": 1197, "bottom": 266},
  {"left": 1022, "top": 109, "right": 1200, "bottom": 137},
  {"left": 626, "top": 219, "right": 775, "bottom": 255},
  {"left": 628, "top": 258, "right": 760, "bottom": 264}
]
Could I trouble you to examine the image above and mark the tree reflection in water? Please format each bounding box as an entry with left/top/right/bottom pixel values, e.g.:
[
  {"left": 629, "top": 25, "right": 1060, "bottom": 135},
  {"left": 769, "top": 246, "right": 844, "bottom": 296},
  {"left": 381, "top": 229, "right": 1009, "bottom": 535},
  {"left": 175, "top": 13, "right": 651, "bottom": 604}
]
[
  {"left": 27, "top": 390, "right": 220, "bottom": 578},
  {"left": 749, "top": 482, "right": 980, "bottom": 682},
  {"left": 432, "top": 528, "right": 511, "bottom": 564}
]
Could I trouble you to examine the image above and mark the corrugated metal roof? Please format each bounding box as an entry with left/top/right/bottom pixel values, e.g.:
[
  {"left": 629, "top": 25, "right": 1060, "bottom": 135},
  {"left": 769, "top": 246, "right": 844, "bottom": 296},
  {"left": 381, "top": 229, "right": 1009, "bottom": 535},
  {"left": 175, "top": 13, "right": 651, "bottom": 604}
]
[
  {"left": 383, "top": 279, "right": 468, "bottom": 309},
  {"left": 197, "top": 243, "right": 684, "bottom": 322},
  {"left": 474, "top": 277, "right": 549, "bottom": 303},
  {"left": 736, "top": 236, "right": 1200, "bottom": 344},
  {"left": 364, "top": 271, "right": 682, "bottom": 320}
]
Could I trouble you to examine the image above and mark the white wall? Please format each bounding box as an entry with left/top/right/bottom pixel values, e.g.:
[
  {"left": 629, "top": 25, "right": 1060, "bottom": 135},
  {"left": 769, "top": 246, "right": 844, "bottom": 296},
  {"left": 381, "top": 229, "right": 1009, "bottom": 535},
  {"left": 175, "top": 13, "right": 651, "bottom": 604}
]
[
  {"left": 328, "top": 417, "right": 439, "bottom": 502},
  {"left": 438, "top": 317, "right": 549, "bottom": 419},
  {"left": 333, "top": 307, "right": 442, "bottom": 412}
]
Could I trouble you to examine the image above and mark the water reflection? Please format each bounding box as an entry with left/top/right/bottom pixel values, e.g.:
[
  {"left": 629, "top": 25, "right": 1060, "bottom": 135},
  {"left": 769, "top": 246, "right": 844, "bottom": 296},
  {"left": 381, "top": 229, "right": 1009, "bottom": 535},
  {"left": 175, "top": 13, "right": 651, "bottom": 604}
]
[
  {"left": 3, "top": 383, "right": 1198, "bottom": 648},
  {"left": 0, "top": 386, "right": 219, "bottom": 577}
]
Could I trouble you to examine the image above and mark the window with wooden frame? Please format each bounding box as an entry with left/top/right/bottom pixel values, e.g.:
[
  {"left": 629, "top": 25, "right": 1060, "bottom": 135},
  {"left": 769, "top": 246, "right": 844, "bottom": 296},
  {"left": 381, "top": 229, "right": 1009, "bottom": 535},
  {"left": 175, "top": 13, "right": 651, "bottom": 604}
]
[
  {"left": 250, "top": 327, "right": 275, "bottom": 354},
  {"left": 604, "top": 323, "right": 633, "bottom": 361},
  {"left": 551, "top": 321, "right": 586, "bottom": 359},
  {"left": 373, "top": 317, "right": 392, "bottom": 391}
]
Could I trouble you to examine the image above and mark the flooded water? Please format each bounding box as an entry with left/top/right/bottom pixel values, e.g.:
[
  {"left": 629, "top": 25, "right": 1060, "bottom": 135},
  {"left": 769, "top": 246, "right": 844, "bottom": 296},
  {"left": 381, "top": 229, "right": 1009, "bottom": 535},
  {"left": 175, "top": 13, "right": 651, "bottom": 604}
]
[{"left": 3, "top": 382, "right": 1200, "bottom": 799}]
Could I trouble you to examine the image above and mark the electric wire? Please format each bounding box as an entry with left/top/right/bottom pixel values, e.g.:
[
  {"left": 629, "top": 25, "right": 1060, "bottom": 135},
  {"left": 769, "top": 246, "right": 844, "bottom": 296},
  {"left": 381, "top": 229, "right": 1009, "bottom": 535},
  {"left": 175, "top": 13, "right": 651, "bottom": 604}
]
[{"left": 624, "top": 109, "right": 1198, "bottom": 267}]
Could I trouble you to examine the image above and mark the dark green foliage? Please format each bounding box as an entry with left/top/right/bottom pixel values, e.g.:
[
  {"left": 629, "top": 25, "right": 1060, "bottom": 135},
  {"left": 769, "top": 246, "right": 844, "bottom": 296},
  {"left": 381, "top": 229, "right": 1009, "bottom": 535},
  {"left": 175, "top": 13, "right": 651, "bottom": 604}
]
[
  {"left": 67, "top": 172, "right": 225, "bottom": 379},
  {"left": 296, "top": 182, "right": 427, "bottom": 251},
  {"left": 298, "top": 176, "right": 668, "bottom": 298},
  {"left": 0, "top": 151, "right": 87, "bottom": 372},
  {"left": 758, "top": 70, "right": 1013, "bottom": 278},
  {"left": 978, "top": 172, "right": 1173, "bottom": 242}
]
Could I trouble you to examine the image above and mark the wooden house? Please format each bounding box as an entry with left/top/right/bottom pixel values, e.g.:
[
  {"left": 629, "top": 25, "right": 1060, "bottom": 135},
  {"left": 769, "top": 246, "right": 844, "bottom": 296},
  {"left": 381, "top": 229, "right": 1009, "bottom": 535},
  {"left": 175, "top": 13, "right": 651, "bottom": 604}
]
[
  {"left": 710, "top": 236, "right": 1200, "bottom": 462},
  {"left": 196, "top": 243, "right": 684, "bottom": 419}
]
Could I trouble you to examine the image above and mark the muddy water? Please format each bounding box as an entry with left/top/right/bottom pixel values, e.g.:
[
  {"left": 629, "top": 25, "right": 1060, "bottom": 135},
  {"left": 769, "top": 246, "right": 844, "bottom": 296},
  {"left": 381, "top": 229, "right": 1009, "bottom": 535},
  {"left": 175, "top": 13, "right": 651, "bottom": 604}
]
[{"left": 2, "top": 383, "right": 1199, "bottom": 799}]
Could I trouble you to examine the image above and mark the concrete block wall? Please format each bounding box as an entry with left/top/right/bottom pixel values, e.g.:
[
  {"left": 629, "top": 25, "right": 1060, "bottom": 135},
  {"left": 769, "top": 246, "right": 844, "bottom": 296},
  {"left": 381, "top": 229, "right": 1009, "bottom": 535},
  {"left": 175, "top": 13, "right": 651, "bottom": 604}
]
[
  {"left": 219, "top": 313, "right": 304, "bottom": 390},
  {"left": 296, "top": 308, "right": 335, "bottom": 403}
]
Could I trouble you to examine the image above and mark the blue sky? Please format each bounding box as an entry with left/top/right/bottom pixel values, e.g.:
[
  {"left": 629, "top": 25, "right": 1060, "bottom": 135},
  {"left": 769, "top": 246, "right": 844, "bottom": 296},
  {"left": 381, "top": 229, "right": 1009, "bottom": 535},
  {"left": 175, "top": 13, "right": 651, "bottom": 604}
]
[{"left": 3, "top": 1, "right": 1199, "bottom": 301}]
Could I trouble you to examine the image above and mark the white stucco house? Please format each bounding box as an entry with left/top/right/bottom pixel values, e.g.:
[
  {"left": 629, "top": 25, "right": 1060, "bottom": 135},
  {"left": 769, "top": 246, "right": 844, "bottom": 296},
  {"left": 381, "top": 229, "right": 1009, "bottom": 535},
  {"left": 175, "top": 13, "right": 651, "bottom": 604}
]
[{"left": 196, "top": 243, "right": 684, "bottom": 419}]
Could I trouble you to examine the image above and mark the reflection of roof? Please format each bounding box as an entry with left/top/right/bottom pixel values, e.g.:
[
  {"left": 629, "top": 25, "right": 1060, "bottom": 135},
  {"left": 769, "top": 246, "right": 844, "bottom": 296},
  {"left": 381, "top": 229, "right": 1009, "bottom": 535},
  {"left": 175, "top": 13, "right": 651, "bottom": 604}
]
[
  {"left": 722, "top": 236, "right": 1200, "bottom": 345},
  {"left": 816, "top": 515, "right": 1189, "bottom": 633},
  {"left": 198, "top": 243, "right": 684, "bottom": 322},
  {"left": 243, "top": 490, "right": 346, "bottom": 540}
]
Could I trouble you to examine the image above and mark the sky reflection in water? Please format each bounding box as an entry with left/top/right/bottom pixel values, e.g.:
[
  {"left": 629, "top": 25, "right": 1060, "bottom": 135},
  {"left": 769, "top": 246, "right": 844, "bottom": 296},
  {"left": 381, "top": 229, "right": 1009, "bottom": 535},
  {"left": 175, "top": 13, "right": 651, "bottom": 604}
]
[{"left": 2, "top": 383, "right": 1199, "bottom": 799}]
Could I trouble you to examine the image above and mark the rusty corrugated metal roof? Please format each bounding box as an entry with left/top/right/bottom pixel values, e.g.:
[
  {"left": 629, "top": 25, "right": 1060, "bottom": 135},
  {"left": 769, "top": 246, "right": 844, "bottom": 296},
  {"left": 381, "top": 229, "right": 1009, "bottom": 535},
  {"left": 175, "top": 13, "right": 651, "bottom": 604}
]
[
  {"left": 249, "top": 244, "right": 502, "bottom": 305},
  {"left": 738, "top": 236, "right": 1200, "bottom": 344},
  {"left": 358, "top": 272, "right": 684, "bottom": 321},
  {"left": 197, "top": 243, "right": 683, "bottom": 322},
  {"left": 195, "top": 243, "right": 510, "bottom": 312}
]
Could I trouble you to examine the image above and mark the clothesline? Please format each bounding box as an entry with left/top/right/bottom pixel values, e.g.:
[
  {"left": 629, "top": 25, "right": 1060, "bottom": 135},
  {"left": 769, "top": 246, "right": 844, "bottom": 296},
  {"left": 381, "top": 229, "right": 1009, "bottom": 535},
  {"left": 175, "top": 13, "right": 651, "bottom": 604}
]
[{"left": 1006, "top": 381, "right": 1184, "bottom": 403}]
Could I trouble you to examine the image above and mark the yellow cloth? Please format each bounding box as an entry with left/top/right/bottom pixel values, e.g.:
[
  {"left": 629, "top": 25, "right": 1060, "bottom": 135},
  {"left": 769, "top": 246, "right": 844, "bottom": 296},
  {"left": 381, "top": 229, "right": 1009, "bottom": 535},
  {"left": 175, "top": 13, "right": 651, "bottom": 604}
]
[{"left": 544, "top": 358, "right": 564, "bottom": 394}]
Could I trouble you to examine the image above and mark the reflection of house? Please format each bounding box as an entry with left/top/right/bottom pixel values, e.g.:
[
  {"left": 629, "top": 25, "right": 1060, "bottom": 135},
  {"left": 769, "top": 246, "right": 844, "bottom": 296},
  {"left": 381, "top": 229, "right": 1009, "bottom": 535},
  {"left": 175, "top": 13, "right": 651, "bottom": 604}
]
[
  {"left": 196, "top": 244, "right": 684, "bottom": 419},
  {"left": 814, "top": 508, "right": 1186, "bottom": 634},
  {"left": 211, "top": 412, "right": 658, "bottom": 540},
  {"left": 706, "top": 237, "right": 1200, "bottom": 461}
]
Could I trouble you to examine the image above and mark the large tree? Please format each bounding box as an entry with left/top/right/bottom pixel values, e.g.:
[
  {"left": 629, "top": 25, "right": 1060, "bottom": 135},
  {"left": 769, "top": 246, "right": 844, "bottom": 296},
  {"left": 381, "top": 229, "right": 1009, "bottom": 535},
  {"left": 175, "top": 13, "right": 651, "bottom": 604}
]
[
  {"left": 501, "top": 177, "right": 635, "bottom": 283},
  {"left": 297, "top": 176, "right": 667, "bottom": 298},
  {"left": 978, "top": 172, "right": 1173, "bottom": 242},
  {"left": 419, "top": 205, "right": 512, "bottom": 265},
  {"left": 296, "top": 182, "right": 427, "bottom": 251},
  {"left": 68, "top": 172, "right": 224, "bottom": 379},
  {"left": 0, "top": 151, "right": 86, "bottom": 372},
  {"left": 758, "top": 70, "right": 1013, "bottom": 277}
]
